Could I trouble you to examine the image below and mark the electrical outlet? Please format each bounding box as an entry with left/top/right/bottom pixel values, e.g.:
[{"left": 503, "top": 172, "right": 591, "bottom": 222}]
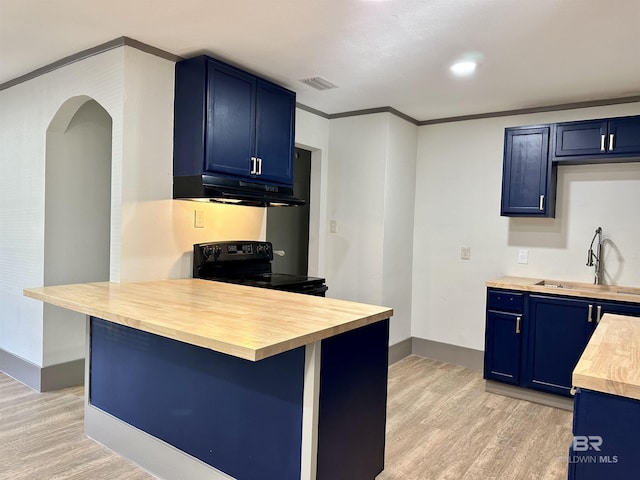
[
  {"left": 518, "top": 249, "right": 529, "bottom": 264},
  {"left": 194, "top": 208, "right": 205, "bottom": 228},
  {"left": 461, "top": 246, "right": 471, "bottom": 260}
]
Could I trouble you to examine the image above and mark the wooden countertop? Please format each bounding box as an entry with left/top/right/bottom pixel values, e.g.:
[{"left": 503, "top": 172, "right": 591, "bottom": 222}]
[
  {"left": 486, "top": 276, "right": 640, "bottom": 304},
  {"left": 24, "top": 279, "right": 393, "bottom": 362},
  {"left": 573, "top": 314, "right": 640, "bottom": 400}
]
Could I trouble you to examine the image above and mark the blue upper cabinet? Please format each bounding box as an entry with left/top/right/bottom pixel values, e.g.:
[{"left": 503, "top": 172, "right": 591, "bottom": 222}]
[
  {"left": 501, "top": 125, "right": 556, "bottom": 217},
  {"left": 174, "top": 56, "right": 295, "bottom": 186},
  {"left": 554, "top": 120, "right": 607, "bottom": 157},
  {"left": 254, "top": 80, "right": 296, "bottom": 184},
  {"left": 554, "top": 115, "right": 640, "bottom": 162},
  {"left": 206, "top": 61, "right": 257, "bottom": 179}
]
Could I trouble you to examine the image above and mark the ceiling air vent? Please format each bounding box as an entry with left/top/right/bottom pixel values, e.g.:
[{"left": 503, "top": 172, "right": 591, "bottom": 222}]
[{"left": 299, "top": 76, "right": 338, "bottom": 91}]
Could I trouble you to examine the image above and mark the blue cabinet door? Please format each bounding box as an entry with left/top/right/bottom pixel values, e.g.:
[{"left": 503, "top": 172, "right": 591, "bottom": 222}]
[
  {"left": 484, "top": 310, "right": 522, "bottom": 385},
  {"left": 571, "top": 388, "right": 640, "bottom": 479},
  {"left": 555, "top": 120, "right": 608, "bottom": 157},
  {"left": 206, "top": 61, "right": 257, "bottom": 178},
  {"left": 254, "top": 80, "right": 295, "bottom": 185},
  {"left": 501, "top": 125, "right": 555, "bottom": 217},
  {"left": 526, "top": 295, "right": 595, "bottom": 396},
  {"left": 608, "top": 116, "right": 640, "bottom": 156},
  {"left": 555, "top": 116, "right": 640, "bottom": 161},
  {"left": 595, "top": 299, "right": 640, "bottom": 323}
]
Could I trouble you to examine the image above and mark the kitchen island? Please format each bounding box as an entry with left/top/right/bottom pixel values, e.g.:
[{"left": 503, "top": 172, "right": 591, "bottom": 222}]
[
  {"left": 24, "top": 279, "right": 393, "bottom": 480},
  {"left": 569, "top": 313, "right": 640, "bottom": 479}
]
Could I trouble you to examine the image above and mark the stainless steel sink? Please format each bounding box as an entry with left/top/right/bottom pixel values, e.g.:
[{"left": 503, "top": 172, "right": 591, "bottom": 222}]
[
  {"left": 535, "top": 280, "right": 576, "bottom": 290},
  {"left": 534, "top": 279, "right": 640, "bottom": 297},
  {"left": 616, "top": 290, "right": 640, "bottom": 296}
]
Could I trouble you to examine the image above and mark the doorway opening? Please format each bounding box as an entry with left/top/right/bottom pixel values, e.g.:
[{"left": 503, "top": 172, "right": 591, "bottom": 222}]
[
  {"left": 43, "top": 98, "right": 112, "bottom": 370},
  {"left": 266, "top": 147, "right": 311, "bottom": 275}
]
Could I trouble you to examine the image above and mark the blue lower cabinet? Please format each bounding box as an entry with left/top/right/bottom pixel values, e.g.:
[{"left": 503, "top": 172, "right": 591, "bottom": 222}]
[
  {"left": 569, "top": 388, "right": 640, "bottom": 479},
  {"left": 484, "top": 310, "right": 522, "bottom": 385},
  {"left": 525, "top": 295, "right": 594, "bottom": 396},
  {"left": 317, "top": 319, "right": 389, "bottom": 480},
  {"left": 90, "top": 317, "right": 305, "bottom": 480}
]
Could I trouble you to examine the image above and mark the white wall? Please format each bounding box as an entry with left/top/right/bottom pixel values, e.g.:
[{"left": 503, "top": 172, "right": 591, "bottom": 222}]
[
  {"left": 382, "top": 115, "right": 417, "bottom": 344},
  {"left": 0, "top": 48, "right": 125, "bottom": 366},
  {"left": 294, "top": 108, "right": 330, "bottom": 278},
  {"left": 327, "top": 115, "right": 387, "bottom": 304},
  {"left": 0, "top": 47, "right": 265, "bottom": 368},
  {"left": 326, "top": 113, "right": 417, "bottom": 345},
  {"left": 412, "top": 103, "right": 640, "bottom": 351}
]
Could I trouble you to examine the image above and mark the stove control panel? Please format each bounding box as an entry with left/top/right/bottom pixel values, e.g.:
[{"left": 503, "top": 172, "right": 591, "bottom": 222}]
[{"left": 194, "top": 241, "right": 273, "bottom": 265}]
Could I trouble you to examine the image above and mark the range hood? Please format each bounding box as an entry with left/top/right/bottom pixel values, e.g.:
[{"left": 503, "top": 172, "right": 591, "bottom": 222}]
[{"left": 174, "top": 175, "right": 305, "bottom": 207}]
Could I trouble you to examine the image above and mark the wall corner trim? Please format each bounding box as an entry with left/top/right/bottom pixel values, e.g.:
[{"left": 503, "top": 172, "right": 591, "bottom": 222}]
[
  {"left": 411, "top": 337, "right": 484, "bottom": 371},
  {"left": 388, "top": 338, "right": 412, "bottom": 364},
  {"left": 0, "top": 37, "right": 182, "bottom": 92},
  {"left": 328, "top": 106, "right": 419, "bottom": 125},
  {"left": 296, "top": 103, "right": 330, "bottom": 119}
]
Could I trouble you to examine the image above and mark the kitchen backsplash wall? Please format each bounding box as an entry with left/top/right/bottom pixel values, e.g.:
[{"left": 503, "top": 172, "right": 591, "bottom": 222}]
[{"left": 412, "top": 103, "right": 640, "bottom": 352}]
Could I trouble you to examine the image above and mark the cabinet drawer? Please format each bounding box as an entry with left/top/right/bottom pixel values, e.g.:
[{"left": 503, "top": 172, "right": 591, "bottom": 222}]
[{"left": 487, "top": 290, "right": 523, "bottom": 313}]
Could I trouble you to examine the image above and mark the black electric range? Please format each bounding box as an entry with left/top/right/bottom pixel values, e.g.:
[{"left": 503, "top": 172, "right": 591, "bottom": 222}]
[{"left": 193, "top": 241, "right": 328, "bottom": 297}]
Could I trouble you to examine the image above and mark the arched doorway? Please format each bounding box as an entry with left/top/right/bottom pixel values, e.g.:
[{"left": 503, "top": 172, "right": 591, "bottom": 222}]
[{"left": 43, "top": 97, "right": 112, "bottom": 383}]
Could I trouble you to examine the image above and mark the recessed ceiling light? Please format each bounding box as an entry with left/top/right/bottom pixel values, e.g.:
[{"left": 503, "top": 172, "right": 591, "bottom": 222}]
[{"left": 450, "top": 60, "right": 477, "bottom": 77}]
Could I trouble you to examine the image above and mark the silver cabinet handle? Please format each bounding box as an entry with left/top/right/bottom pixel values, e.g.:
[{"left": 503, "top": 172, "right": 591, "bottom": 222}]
[
  {"left": 587, "top": 304, "right": 593, "bottom": 323},
  {"left": 609, "top": 133, "right": 614, "bottom": 151},
  {"left": 601, "top": 134, "right": 606, "bottom": 152},
  {"left": 257, "top": 157, "right": 262, "bottom": 175},
  {"left": 250, "top": 157, "right": 257, "bottom": 174},
  {"left": 596, "top": 305, "right": 602, "bottom": 323},
  {"left": 516, "top": 316, "right": 521, "bottom": 334},
  {"left": 539, "top": 194, "right": 544, "bottom": 211}
]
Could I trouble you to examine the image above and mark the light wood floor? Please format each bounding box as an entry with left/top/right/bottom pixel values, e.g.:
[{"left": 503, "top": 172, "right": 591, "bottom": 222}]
[
  {"left": 379, "top": 356, "right": 571, "bottom": 480},
  {"left": 0, "top": 355, "right": 572, "bottom": 479}
]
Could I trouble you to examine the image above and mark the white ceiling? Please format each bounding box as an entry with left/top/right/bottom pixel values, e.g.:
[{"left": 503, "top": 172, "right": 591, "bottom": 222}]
[{"left": 2, "top": 0, "right": 640, "bottom": 121}]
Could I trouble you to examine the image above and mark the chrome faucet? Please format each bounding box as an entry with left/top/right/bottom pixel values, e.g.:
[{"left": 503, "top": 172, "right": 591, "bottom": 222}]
[{"left": 586, "top": 227, "right": 603, "bottom": 285}]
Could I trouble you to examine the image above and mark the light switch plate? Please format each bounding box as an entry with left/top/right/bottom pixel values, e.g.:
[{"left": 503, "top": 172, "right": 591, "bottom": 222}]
[
  {"left": 518, "top": 249, "right": 529, "bottom": 264},
  {"left": 329, "top": 220, "right": 337, "bottom": 233},
  {"left": 461, "top": 246, "right": 471, "bottom": 260}
]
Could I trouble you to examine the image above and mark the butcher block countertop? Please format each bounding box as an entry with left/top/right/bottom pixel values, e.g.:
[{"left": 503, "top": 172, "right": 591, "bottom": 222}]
[
  {"left": 573, "top": 314, "right": 640, "bottom": 400},
  {"left": 486, "top": 276, "right": 640, "bottom": 304},
  {"left": 24, "top": 279, "right": 393, "bottom": 362}
]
